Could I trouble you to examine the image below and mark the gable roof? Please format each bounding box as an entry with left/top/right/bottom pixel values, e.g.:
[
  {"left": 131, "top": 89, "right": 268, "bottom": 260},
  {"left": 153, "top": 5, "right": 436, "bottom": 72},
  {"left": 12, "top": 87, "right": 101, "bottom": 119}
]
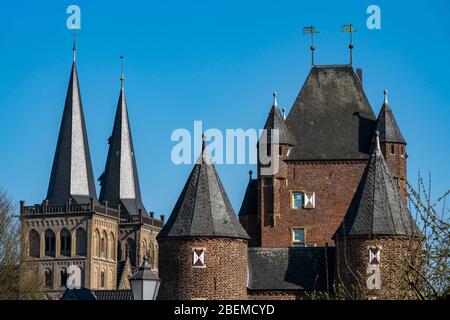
[
  {"left": 247, "top": 247, "right": 335, "bottom": 291},
  {"left": 46, "top": 61, "right": 97, "bottom": 205},
  {"left": 262, "top": 93, "right": 296, "bottom": 146},
  {"left": 99, "top": 79, "right": 147, "bottom": 215},
  {"left": 157, "top": 140, "right": 250, "bottom": 240},
  {"left": 285, "top": 65, "right": 377, "bottom": 160},
  {"left": 335, "top": 132, "right": 421, "bottom": 237},
  {"left": 375, "top": 91, "right": 406, "bottom": 144}
]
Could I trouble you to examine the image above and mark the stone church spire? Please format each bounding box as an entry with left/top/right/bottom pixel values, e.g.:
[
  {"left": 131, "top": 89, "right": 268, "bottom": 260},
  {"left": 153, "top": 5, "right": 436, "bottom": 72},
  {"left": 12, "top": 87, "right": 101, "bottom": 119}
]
[
  {"left": 46, "top": 55, "right": 97, "bottom": 205},
  {"left": 98, "top": 71, "right": 147, "bottom": 215}
]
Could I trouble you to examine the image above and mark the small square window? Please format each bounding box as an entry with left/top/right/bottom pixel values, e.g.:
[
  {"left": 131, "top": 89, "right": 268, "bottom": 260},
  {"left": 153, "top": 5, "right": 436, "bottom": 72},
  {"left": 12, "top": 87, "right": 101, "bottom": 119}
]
[
  {"left": 291, "top": 192, "right": 303, "bottom": 209},
  {"left": 292, "top": 228, "right": 305, "bottom": 244}
]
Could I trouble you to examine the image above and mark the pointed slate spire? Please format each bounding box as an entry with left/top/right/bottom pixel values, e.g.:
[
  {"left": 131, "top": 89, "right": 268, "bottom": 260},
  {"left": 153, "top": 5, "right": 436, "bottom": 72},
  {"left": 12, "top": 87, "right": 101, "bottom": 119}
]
[
  {"left": 262, "top": 92, "right": 296, "bottom": 146},
  {"left": 157, "top": 136, "right": 250, "bottom": 239},
  {"left": 99, "top": 71, "right": 147, "bottom": 215},
  {"left": 46, "top": 58, "right": 97, "bottom": 205},
  {"left": 375, "top": 90, "right": 406, "bottom": 144},
  {"left": 336, "top": 132, "right": 420, "bottom": 237}
]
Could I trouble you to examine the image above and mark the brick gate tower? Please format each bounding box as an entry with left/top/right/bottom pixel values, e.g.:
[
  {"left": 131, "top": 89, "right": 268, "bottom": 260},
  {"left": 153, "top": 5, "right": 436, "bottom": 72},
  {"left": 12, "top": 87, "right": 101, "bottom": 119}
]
[
  {"left": 157, "top": 136, "right": 250, "bottom": 300},
  {"left": 334, "top": 132, "right": 421, "bottom": 299}
]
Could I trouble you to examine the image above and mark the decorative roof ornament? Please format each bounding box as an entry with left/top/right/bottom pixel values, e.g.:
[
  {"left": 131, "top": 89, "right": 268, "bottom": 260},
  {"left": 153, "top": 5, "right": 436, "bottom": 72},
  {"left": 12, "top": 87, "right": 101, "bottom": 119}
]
[
  {"left": 341, "top": 24, "right": 357, "bottom": 65},
  {"left": 302, "top": 25, "right": 319, "bottom": 65},
  {"left": 282, "top": 108, "right": 286, "bottom": 120},
  {"left": 120, "top": 56, "right": 125, "bottom": 88},
  {"left": 272, "top": 91, "right": 278, "bottom": 108},
  {"left": 384, "top": 89, "right": 389, "bottom": 105},
  {"left": 72, "top": 31, "right": 77, "bottom": 62}
]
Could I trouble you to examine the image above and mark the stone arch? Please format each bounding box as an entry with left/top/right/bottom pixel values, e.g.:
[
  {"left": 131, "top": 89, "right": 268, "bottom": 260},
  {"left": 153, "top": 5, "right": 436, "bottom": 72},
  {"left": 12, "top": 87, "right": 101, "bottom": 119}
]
[
  {"left": 44, "top": 229, "right": 56, "bottom": 257},
  {"left": 101, "top": 230, "right": 108, "bottom": 258},
  {"left": 93, "top": 229, "right": 100, "bottom": 257},
  {"left": 75, "top": 227, "right": 87, "bottom": 256},
  {"left": 100, "top": 269, "right": 106, "bottom": 288},
  {"left": 60, "top": 228, "right": 71, "bottom": 257},
  {"left": 108, "top": 268, "right": 114, "bottom": 289},
  {"left": 108, "top": 232, "right": 115, "bottom": 260},
  {"left": 28, "top": 229, "right": 40, "bottom": 258}
]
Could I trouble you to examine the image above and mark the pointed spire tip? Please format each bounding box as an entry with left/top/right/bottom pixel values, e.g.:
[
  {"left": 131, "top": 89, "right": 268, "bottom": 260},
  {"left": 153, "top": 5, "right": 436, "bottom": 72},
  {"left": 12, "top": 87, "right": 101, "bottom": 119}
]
[
  {"left": 375, "top": 130, "right": 382, "bottom": 155},
  {"left": 272, "top": 91, "right": 278, "bottom": 107},
  {"left": 383, "top": 89, "right": 388, "bottom": 105}
]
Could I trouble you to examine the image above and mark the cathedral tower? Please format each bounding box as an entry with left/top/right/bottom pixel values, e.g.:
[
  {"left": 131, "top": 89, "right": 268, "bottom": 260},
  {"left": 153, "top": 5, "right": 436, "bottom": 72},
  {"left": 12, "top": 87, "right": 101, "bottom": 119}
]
[
  {"left": 157, "top": 136, "right": 250, "bottom": 300},
  {"left": 98, "top": 70, "right": 162, "bottom": 271},
  {"left": 21, "top": 47, "right": 119, "bottom": 299}
]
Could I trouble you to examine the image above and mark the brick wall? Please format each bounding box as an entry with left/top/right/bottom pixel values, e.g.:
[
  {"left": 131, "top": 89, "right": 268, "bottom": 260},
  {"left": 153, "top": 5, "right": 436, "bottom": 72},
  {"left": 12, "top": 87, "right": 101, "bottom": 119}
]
[
  {"left": 381, "top": 142, "right": 407, "bottom": 199},
  {"left": 259, "top": 160, "right": 368, "bottom": 247},
  {"left": 158, "top": 237, "right": 248, "bottom": 300},
  {"left": 335, "top": 235, "right": 421, "bottom": 299}
]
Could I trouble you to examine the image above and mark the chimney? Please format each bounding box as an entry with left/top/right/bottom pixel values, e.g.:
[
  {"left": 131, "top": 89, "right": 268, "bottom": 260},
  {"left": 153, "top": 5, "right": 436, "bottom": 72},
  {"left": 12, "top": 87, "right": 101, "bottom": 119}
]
[{"left": 356, "top": 68, "right": 363, "bottom": 85}]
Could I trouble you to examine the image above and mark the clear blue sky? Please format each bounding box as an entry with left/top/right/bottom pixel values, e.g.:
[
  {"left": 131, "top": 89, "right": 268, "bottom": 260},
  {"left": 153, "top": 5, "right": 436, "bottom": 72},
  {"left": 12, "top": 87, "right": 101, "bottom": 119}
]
[{"left": 0, "top": 1, "right": 449, "bottom": 217}]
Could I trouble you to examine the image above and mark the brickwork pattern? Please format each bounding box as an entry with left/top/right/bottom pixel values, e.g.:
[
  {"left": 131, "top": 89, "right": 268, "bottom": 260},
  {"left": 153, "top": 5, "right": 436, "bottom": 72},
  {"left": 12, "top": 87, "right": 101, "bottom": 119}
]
[{"left": 158, "top": 237, "right": 248, "bottom": 300}]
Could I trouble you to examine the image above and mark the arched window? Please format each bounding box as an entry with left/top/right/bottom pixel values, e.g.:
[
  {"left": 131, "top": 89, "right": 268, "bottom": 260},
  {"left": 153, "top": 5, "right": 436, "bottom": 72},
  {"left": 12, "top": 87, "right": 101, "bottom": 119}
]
[
  {"left": 109, "top": 232, "right": 115, "bottom": 260},
  {"left": 44, "top": 268, "right": 53, "bottom": 288},
  {"left": 44, "top": 229, "right": 56, "bottom": 257},
  {"left": 101, "top": 231, "right": 108, "bottom": 258},
  {"left": 391, "top": 144, "right": 395, "bottom": 154},
  {"left": 100, "top": 270, "right": 105, "bottom": 288},
  {"left": 60, "top": 268, "right": 67, "bottom": 287},
  {"left": 60, "top": 228, "right": 71, "bottom": 257},
  {"left": 28, "top": 229, "right": 40, "bottom": 258},
  {"left": 118, "top": 241, "right": 123, "bottom": 261},
  {"left": 93, "top": 229, "right": 100, "bottom": 257},
  {"left": 75, "top": 228, "right": 87, "bottom": 256}
]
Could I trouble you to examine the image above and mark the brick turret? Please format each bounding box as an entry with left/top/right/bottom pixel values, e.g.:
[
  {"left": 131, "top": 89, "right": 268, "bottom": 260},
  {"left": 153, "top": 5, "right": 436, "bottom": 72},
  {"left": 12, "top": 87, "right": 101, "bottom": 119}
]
[
  {"left": 376, "top": 90, "right": 407, "bottom": 198},
  {"left": 157, "top": 136, "right": 250, "bottom": 300},
  {"left": 334, "top": 132, "right": 421, "bottom": 299}
]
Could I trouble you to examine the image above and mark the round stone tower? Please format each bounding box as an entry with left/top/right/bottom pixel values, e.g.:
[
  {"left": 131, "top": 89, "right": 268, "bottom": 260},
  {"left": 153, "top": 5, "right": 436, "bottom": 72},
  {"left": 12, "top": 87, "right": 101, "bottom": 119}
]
[
  {"left": 334, "top": 132, "right": 422, "bottom": 300},
  {"left": 156, "top": 137, "right": 250, "bottom": 300}
]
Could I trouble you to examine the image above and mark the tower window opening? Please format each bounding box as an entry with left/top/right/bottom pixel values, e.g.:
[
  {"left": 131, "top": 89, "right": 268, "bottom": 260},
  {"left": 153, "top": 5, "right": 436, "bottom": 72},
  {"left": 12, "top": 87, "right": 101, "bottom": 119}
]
[{"left": 391, "top": 145, "right": 395, "bottom": 155}]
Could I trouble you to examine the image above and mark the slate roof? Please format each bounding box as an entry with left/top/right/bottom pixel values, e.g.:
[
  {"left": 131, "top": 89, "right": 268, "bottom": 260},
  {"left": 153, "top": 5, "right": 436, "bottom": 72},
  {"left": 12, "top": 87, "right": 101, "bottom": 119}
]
[
  {"left": 157, "top": 142, "right": 250, "bottom": 239},
  {"left": 61, "top": 288, "right": 133, "bottom": 300},
  {"left": 285, "top": 65, "right": 377, "bottom": 160},
  {"left": 262, "top": 93, "right": 296, "bottom": 146},
  {"left": 99, "top": 79, "right": 147, "bottom": 215},
  {"left": 335, "top": 132, "right": 421, "bottom": 237},
  {"left": 375, "top": 91, "right": 406, "bottom": 144},
  {"left": 238, "top": 178, "right": 257, "bottom": 216},
  {"left": 46, "top": 61, "right": 97, "bottom": 205},
  {"left": 247, "top": 247, "right": 335, "bottom": 291}
]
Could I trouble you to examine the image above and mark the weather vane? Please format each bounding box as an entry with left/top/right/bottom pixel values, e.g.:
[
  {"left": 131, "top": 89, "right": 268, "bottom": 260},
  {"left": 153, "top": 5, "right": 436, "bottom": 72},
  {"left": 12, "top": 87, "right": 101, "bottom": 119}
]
[
  {"left": 302, "top": 25, "right": 319, "bottom": 66},
  {"left": 71, "top": 27, "right": 78, "bottom": 62},
  {"left": 341, "top": 24, "right": 357, "bottom": 65},
  {"left": 120, "top": 56, "right": 125, "bottom": 84}
]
